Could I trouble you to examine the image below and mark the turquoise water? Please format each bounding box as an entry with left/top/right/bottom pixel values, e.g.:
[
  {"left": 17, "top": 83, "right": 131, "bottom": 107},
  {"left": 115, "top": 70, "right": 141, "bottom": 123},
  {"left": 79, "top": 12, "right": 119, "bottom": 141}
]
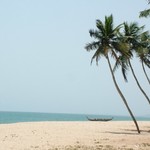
[{"left": 0, "top": 111, "right": 149, "bottom": 124}]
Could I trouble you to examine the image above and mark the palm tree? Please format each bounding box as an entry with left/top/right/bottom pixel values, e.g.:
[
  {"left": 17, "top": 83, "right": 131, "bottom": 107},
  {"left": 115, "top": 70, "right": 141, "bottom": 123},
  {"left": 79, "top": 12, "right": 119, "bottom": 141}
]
[
  {"left": 121, "top": 22, "right": 150, "bottom": 104},
  {"left": 85, "top": 15, "right": 140, "bottom": 133},
  {"left": 114, "top": 24, "right": 150, "bottom": 85}
]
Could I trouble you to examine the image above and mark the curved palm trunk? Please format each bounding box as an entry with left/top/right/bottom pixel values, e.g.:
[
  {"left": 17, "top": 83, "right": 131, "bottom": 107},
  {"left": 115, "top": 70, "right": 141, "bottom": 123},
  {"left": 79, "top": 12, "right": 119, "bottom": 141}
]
[
  {"left": 142, "top": 61, "right": 150, "bottom": 85},
  {"left": 128, "top": 60, "right": 150, "bottom": 105},
  {"left": 107, "top": 55, "right": 140, "bottom": 134}
]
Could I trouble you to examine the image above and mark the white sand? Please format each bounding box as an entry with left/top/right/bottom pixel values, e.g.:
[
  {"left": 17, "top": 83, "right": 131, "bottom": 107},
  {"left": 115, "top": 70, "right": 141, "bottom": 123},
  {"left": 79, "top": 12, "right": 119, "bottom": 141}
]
[{"left": 0, "top": 121, "right": 150, "bottom": 150}]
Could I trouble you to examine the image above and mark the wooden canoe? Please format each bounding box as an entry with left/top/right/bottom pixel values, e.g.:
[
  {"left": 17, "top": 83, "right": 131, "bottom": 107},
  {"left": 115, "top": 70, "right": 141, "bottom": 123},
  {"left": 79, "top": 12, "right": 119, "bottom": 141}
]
[{"left": 86, "top": 116, "right": 113, "bottom": 121}]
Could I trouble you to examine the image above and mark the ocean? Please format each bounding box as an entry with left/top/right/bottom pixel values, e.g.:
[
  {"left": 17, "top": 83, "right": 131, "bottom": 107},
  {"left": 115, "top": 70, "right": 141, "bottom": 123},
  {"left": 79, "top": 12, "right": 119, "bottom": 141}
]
[{"left": 0, "top": 111, "right": 149, "bottom": 124}]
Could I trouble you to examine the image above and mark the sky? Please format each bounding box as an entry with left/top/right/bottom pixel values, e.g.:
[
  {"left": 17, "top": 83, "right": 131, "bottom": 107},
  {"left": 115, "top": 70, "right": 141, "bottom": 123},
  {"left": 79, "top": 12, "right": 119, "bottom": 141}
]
[{"left": 0, "top": 0, "right": 149, "bottom": 116}]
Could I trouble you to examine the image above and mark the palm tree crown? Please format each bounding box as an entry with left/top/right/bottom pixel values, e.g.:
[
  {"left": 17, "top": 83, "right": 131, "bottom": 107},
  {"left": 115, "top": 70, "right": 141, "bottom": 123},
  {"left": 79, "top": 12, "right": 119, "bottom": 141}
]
[
  {"left": 113, "top": 22, "right": 150, "bottom": 104},
  {"left": 85, "top": 15, "right": 122, "bottom": 63}
]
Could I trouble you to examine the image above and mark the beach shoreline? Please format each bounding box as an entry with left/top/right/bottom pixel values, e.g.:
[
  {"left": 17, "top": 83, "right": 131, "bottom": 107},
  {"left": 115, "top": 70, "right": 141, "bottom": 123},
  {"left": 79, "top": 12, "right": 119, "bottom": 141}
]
[{"left": 0, "top": 121, "right": 150, "bottom": 150}]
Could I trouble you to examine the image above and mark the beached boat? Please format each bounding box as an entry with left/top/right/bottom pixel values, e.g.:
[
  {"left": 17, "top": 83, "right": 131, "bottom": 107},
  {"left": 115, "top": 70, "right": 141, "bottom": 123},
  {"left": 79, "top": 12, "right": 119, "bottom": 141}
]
[{"left": 86, "top": 116, "right": 113, "bottom": 121}]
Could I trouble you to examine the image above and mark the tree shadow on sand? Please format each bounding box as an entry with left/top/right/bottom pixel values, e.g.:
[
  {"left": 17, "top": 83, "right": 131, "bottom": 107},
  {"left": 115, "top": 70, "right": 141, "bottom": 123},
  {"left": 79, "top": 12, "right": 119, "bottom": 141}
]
[
  {"left": 105, "top": 131, "right": 138, "bottom": 135},
  {"left": 105, "top": 129, "right": 150, "bottom": 135}
]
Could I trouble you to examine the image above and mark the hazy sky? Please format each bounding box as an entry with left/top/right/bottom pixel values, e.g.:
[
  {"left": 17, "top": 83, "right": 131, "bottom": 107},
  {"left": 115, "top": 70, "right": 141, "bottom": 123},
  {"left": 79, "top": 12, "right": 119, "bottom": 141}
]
[{"left": 0, "top": 0, "right": 149, "bottom": 116}]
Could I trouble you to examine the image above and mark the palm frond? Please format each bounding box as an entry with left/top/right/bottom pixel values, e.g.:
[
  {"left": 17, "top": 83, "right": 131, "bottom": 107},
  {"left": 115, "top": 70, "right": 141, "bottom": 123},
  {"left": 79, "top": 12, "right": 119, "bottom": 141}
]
[
  {"left": 91, "top": 46, "right": 104, "bottom": 65},
  {"left": 140, "top": 31, "right": 150, "bottom": 41},
  {"left": 113, "top": 57, "right": 121, "bottom": 73},
  {"left": 96, "top": 20, "right": 105, "bottom": 36},
  {"left": 121, "top": 59, "right": 129, "bottom": 82},
  {"left": 139, "top": 9, "right": 150, "bottom": 18},
  {"left": 113, "top": 55, "right": 129, "bottom": 82},
  {"left": 105, "top": 14, "right": 113, "bottom": 37},
  {"left": 85, "top": 41, "right": 99, "bottom": 51},
  {"left": 89, "top": 29, "right": 101, "bottom": 39},
  {"left": 123, "top": 22, "right": 144, "bottom": 39},
  {"left": 113, "top": 23, "right": 123, "bottom": 36},
  {"left": 143, "top": 56, "right": 150, "bottom": 68}
]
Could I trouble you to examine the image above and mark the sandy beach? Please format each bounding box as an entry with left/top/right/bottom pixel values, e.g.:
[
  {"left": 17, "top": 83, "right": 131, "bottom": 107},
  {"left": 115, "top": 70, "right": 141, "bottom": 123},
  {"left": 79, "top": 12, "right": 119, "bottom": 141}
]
[{"left": 0, "top": 121, "right": 150, "bottom": 150}]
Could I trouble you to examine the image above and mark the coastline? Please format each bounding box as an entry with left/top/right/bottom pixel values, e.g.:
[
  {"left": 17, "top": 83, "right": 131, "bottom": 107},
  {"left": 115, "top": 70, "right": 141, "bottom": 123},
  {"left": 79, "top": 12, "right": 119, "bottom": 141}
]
[
  {"left": 0, "top": 111, "right": 150, "bottom": 124},
  {"left": 0, "top": 121, "right": 150, "bottom": 150}
]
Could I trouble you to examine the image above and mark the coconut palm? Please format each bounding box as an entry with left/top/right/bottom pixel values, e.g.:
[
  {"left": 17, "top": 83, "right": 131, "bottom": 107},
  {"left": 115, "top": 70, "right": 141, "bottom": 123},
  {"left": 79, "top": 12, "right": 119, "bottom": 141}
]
[
  {"left": 122, "top": 22, "right": 150, "bottom": 104},
  {"left": 114, "top": 24, "right": 150, "bottom": 83},
  {"left": 85, "top": 15, "right": 140, "bottom": 133}
]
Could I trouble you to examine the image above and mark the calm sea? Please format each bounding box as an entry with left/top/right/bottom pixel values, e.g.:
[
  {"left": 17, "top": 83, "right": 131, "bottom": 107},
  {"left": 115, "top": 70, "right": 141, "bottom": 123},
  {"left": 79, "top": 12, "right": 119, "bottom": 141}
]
[{"left": 0, "top": 111, "right": 149, "bottom": 124}]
